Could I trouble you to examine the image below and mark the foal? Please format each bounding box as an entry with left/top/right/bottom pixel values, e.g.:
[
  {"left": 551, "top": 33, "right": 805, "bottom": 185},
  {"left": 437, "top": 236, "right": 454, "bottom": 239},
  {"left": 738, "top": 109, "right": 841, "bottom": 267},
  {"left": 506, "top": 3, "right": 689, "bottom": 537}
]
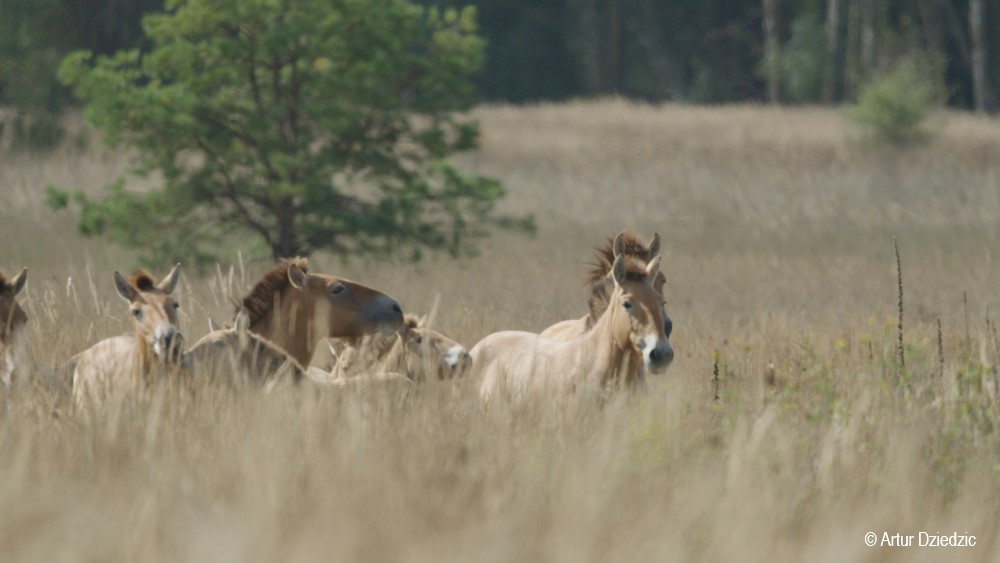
[
  {"left": 326, "top": 314, "right": 472, "bottom": 382},
  {"left": 473, "top": 253, "right": 672, "bottom": 407},
  {"left": 72, "top": 265, "right": 185, "bottom": 408}
]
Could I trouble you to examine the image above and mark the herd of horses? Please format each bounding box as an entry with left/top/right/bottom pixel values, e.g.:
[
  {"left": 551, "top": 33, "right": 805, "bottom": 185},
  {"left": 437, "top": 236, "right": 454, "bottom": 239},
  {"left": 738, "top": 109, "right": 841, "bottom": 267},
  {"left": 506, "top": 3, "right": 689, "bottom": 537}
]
[{"left": 0, "top": 230, "right": 674, "bottom": 410}]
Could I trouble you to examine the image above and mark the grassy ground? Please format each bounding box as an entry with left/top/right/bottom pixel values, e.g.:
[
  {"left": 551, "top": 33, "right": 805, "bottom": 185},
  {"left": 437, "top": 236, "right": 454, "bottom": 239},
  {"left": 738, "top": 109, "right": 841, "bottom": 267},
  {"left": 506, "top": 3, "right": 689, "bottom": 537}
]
[{"left": 1, "top": 100, "right": 999, "bottom": 562}]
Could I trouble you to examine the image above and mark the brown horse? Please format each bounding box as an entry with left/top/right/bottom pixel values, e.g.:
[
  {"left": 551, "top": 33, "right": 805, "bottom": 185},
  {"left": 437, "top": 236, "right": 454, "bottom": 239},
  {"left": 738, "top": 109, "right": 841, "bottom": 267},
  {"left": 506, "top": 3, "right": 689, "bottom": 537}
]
[
  {"left": 541, "top": 231, "right": 671, "bottom": 343},
  {"left": 326, "top": 314, "right": 472, "bottom": 382},
  {"left": 0, "top": 268, "right": 28, "bottom": 388},
  {"left": 233, "top": 258, "right": 404, "bottom": 368},
  {"left": 473, "top": 245, "right": 672, "bottom": 407},
  {"left": 72, "top": 265, "right": 186, "bottom": 408}
]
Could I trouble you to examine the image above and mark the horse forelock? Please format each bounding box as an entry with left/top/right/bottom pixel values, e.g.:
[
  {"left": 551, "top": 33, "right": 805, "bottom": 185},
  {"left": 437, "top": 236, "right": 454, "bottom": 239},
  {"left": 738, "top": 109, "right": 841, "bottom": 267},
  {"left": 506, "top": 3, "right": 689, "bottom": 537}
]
[
  {"left": 585, "top": 230, "right": 655, "bottom": 286},
  {"left": 237, "top": 257, "right": 310, "bottom": 325},
  {"left": 586, "top": 256, "right": 653, "bottom": 326},
  {"left": 129, "top": 269, "right": 157, "bottom": 292}
]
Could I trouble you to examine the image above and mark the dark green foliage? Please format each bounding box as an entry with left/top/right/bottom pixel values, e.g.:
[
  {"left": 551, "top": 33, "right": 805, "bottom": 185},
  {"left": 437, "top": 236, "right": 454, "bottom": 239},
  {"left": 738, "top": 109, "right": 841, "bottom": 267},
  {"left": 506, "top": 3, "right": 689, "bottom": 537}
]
[{"left": 53, "top": 0, "right": 532, "bottom": 264}]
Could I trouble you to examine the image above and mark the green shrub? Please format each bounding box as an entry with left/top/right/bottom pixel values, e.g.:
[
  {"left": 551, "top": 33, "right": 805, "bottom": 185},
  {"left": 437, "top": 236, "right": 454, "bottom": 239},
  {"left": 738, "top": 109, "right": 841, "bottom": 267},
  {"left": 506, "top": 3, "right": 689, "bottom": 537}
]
[{"left": 850, "top": 57, "right": 943, "bottom": 146}]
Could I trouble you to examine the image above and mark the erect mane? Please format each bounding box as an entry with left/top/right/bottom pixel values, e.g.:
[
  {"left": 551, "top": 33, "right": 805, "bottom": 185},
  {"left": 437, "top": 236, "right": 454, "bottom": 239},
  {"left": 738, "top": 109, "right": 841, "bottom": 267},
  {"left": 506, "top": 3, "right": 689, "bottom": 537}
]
[
  {"left": 129, "top": 269, "right": 157, "bottom": 292},
  {"left": 586, "top": 230, "right": 656, "bottom": 286},
  {"left": 236, "top": 258, "right": 310, "bottom": 325},
  {"left": 586, "top": 255, "right": 652, "bottom": 327}
]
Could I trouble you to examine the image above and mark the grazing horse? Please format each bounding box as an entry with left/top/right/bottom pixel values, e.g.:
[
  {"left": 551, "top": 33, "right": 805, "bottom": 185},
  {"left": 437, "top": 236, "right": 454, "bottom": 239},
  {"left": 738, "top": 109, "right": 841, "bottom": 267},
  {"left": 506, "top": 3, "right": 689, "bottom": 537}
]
[
  {"left": 233, "top": 258, "right": 404, "bottom": 369},
  {"left": 186, "top": 308, "right": 305, "bottom": 389},
  {"left": 473, "top": 250, "right": 672, "bottom": 407},
  {"left": 541, "top": 231, "right": 672, "bottom": 343},
  {"left": 326, "top": 314, "right": 472, "bottom": 382},
  {"left": 71, "top": 265, "right": 186, "bottom": 408},
  {"left": 0, "top": 268, "right": 28, "bottom": 389}
]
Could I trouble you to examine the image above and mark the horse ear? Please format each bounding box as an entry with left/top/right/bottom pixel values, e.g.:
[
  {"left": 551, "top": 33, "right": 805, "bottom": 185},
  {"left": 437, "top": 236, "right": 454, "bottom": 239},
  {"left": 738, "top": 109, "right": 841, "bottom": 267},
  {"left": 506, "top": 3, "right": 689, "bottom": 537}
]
[
  {"left": 113, "top": 271, "right": 138, "bottom": 302},
  {"left": 653, "top": 271, "right": 667, "bottom": 294},
  {"left": 208, "top": 317, "right": 220, "bottom": 332},
  {"left": 611, "top": 255, "right": 626, "bottom": 287},
  {"left": 613, "top": 232, "right": 625, "bottom": 258},
  {"left": 645, "top": 255, "right": 662, "bottom": 280},
  {"left": 8, "top": 268, "right": 27, "bottom": 296},
  {"left": 417, "top": 315, "right": 428, "bottom": 328},
  {"left": 648, "top": 233, "right": 661, "bottom": 257},
  {"left": 235, "top": 307, "right": 251, "bottom": 348},
  {"left": 288, "top": 265, "right": 309, "bottom": 289},
  {"left": 158, "top": 263, "right": 182, "bottom": 294}
]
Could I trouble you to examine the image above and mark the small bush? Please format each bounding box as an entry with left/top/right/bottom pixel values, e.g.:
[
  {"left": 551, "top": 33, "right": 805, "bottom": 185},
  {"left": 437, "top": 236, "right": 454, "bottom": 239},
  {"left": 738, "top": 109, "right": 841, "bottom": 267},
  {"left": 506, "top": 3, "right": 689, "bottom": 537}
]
[{"left": 850, "top": 57, "right": 943, "bottom": 146}]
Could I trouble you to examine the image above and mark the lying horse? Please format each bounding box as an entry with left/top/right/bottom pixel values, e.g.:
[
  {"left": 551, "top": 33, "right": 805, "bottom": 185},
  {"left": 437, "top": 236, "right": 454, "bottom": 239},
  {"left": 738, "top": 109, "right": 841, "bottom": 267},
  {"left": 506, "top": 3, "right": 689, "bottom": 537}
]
[
  {"left": 72, "top": 265, "right": 186, "bottom": 409},
  {"left": 325, "top": 314, "right": 472, "bottom": 383}
]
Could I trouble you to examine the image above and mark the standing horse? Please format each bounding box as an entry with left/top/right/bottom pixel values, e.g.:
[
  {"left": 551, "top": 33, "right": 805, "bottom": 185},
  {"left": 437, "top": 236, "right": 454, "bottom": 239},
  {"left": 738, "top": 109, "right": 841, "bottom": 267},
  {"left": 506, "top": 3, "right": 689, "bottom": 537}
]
[
  {"left": 232, "top": 258, "right": 404, "bottom": 369},
  {"left": 72, "top": 265, "right": 185, "bottom": 408},
  {"left": 473, "top": 250, "right": 672, "bottom": 407},
  {"left": 326, "top": 314, "right": 472, "bottom": 382},
  {"left": 0, "top": 268, "right": 28, "bottom": 389},
  {"left": 541, "top": 231, "right": 672, "bottom": 343},
  {"left": 186, "top": 308, "right": 305, "bottom": 389}
]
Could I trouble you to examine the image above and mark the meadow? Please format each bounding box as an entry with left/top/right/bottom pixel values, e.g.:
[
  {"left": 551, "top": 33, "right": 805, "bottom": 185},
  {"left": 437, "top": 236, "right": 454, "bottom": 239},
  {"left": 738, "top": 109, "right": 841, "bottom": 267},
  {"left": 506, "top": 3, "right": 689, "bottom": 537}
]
[{"left": 1, "top": 100, "right": 999, "bottom": 562}]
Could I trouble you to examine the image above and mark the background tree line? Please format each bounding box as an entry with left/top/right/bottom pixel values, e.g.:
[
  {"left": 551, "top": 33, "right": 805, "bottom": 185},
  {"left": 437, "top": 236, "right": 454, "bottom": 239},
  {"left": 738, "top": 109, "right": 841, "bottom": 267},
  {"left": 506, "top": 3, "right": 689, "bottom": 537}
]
[{"left": 2, "top": 0, "right": 994, "bottom": 132}]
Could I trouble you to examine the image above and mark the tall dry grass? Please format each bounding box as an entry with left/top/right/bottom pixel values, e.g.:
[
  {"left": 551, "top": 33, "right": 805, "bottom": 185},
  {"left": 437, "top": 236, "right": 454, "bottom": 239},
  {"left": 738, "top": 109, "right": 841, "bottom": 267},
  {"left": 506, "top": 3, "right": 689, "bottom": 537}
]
[{"left": 1, "top": 100, "right": 1000, "bottom": 561}]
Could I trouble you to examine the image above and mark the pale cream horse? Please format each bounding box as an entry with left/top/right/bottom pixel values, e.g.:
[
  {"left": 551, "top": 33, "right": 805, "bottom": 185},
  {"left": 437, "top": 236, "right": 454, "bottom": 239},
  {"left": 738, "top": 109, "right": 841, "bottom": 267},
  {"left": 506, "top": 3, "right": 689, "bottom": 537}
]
[
  {"left": 473, "top": 248, "right": 672, "bottom": 407},
  {"left": 0, "top": 268, "right": 28, "bottom": 389},
  {"left": 541, "top": 231, "right": 671, "bottom": 342},
  {"left": 324, "top": 314, "right": 472, "bottom": 383},
  {"left": 187, "top": 308, "right": 305, "bottom": 389},
  {"left": 225, "top": 258, "right": 405, "bottom": 370},
  {"left": 72, "top": 265, "right": 186, "bottom": 408}
]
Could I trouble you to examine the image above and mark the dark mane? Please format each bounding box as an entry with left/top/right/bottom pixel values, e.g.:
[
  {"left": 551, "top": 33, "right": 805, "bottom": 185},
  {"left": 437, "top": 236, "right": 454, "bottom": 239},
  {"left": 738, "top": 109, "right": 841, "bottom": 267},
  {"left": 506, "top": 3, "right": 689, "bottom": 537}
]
[
  {"left": 586, "top": 255, "right": 652, "bottom": 326},
  {"left": 129, "top": 269, "right": 157, "bottom": 292},
  {"left": 237, "top": 258, "right": 310, "bottom": 326},
  {"left": 0, "top": 269, "right": 7, "bottom": 291},
  {"left": 585, "top": 230, "right": 656, "bottom": 286}
]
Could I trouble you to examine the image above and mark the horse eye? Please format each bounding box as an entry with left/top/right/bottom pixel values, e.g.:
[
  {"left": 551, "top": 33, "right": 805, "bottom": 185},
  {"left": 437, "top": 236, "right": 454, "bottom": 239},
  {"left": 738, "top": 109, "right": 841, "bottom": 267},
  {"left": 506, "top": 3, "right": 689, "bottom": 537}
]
[
  {"left": 414, "top": 336, "right": 423, "bottom": 345},
  {"left": 132, "top": 309, "right": 143, "bottom": 319},
  {"left": 622, "top": 301, "right": 632, "bottom": 310},
  {"left": 330, "top": 284, "right": 345, "bottom": 295},
  {"left": 172, "top": 302, "right": 180, "bottom": 310}
]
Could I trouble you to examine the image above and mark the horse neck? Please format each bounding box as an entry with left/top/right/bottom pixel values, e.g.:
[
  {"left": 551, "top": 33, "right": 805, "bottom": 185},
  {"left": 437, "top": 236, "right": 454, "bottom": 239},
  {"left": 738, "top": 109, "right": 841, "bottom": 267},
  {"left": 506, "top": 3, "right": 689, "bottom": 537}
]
[
  {"left": 580, "top": 298, "right": 634, "bottom": 389},
  {"left": 255, "top": 296, "right": 316, "bottom": 367},
  {"left": 134, "top": 330, "right": 151, "bottom": 373}
]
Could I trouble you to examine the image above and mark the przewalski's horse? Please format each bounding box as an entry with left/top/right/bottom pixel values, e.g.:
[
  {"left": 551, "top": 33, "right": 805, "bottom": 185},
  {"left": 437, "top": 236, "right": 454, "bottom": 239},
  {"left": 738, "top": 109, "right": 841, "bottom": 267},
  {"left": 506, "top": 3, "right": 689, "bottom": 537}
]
[
  {"left": 72, "top": 265, "right": 186, "bottom": 408},
  {"left": 233, "top": 258, "right": 404, "bottom": 369},
  {"left": 0, "top": 268, "right": 28, "bottom": 389},
  {"left": 326, "top": 314, "right": 472, "bottom": 383},
  {"left": 473, "top": 248, "right": 672, "bottom": 407},
  {"left": 541, "top": 231, "right": 672, "bottom": 343},
  {"left": 187, "top": 308, "right": 305, "bottom": 389}
]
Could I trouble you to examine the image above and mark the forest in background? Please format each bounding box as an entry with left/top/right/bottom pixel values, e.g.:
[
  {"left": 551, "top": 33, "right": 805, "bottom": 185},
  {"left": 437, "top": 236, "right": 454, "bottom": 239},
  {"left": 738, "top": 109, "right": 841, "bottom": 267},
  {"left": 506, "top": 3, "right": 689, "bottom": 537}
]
[{"left": 1, "top": 0, "right": 995, "bottom": 130}]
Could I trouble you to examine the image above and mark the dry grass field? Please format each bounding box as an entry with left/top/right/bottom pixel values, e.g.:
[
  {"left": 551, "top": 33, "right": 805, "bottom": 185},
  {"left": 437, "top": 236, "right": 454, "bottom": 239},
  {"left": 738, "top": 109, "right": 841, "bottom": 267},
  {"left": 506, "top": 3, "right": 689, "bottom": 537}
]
[{"left": 2, "top": 100, "right": 1000, "bottom": 562}]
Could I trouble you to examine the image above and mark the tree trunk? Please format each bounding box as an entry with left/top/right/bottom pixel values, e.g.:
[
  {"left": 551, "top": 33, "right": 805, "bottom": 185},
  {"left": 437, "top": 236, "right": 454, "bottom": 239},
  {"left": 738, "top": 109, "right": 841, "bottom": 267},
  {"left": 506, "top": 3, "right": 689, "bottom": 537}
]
[
  {"left": 579, "top": 0, "right": 602, "bottom": 94},
  {"left": 762, "top": 0, "right": 780, "bottom": 104},
  {"left": 273, "top": 197, "right": 298, "bottom": 261},
  {"left": 859, "top": 0, "right": 876, "bottom": 73},
  {"left": 970, "top": 0, "right": 990, "bottom": 113},
  {"left": 824, "top": 0, "right": 842, "bottom": 103}
]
